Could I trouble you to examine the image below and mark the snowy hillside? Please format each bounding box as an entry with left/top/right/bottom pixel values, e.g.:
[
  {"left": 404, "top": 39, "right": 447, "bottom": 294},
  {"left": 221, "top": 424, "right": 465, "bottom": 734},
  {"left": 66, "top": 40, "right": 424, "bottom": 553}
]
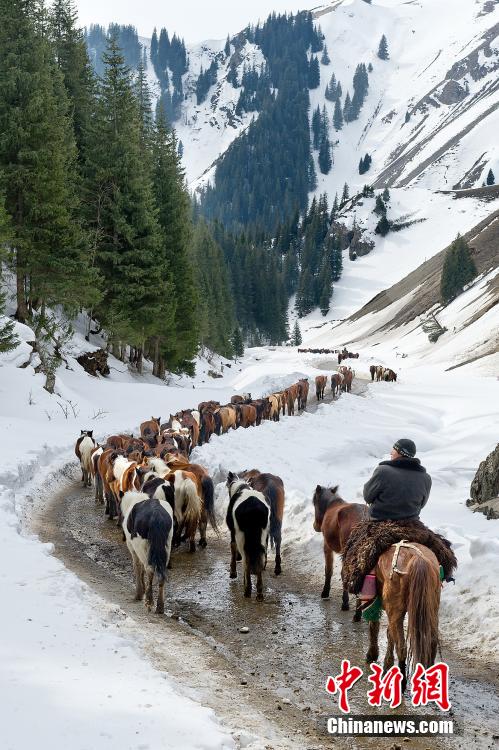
[{"left": 156, "top": 0, "right": 499, "bottom": 195}]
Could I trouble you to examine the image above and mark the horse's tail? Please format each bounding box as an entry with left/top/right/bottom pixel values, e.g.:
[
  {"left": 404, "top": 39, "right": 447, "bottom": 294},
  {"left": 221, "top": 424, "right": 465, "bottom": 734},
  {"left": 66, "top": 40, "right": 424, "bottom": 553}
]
[
  {"left": 181, "top": 474, "right": 202, "bottom": 536},
  {"left": 406, "top": 555, "right": 440, "bottom": 669},
  {"left": 238, "top": 498, "right": 269, "bottom": 575},
  {"left": 266, "top": 483, "right": 281, "bottom": 550},
  {"left": 147, "top": 509, "right": 171, "bottom": 583},
  {"left": 201, "top": 475, "right": 219, "bottom": 535}
]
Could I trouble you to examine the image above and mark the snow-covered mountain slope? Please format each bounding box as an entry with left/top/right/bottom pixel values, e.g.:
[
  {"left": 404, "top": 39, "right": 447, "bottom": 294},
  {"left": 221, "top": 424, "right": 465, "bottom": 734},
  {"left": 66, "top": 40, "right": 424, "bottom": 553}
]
[
  {"left": 159, "top": 0, "right": 499, "bottom": 195},
  {"left": 304, "top": 200, "right": 499, "bottom": 374}
]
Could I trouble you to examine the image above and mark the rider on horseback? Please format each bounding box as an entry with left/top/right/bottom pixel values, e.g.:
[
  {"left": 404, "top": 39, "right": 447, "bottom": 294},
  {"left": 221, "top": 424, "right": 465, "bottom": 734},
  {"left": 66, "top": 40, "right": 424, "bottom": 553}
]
[
  {"left": 343, "top": 438, "right": 456, "bottom": 604},
  {"left": 364, "top": 439, "right": 431, "bottom": 521}
]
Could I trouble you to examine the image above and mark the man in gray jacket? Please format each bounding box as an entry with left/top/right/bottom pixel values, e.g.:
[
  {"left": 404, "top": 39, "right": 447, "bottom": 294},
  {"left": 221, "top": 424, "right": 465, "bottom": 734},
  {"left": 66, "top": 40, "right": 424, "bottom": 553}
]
[{"left": 363, "top": 438, "right": 432, "bottom": 521}]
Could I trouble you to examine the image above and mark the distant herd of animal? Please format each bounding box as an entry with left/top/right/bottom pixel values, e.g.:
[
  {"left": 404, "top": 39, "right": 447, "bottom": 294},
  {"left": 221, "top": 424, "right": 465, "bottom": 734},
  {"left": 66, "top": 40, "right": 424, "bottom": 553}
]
[
  {"left": 298, "top": 347, "right": 360, "bottom": 364},
  {"left": 73, "top": 361, "right": 394, "bottom": 614}
]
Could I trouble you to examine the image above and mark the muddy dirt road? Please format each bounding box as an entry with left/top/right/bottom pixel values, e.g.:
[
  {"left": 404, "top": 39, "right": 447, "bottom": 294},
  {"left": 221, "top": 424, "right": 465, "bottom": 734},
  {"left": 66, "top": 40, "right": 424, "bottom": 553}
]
[{"left": 29, "top": 388, "right": 499, "bottom": 749}]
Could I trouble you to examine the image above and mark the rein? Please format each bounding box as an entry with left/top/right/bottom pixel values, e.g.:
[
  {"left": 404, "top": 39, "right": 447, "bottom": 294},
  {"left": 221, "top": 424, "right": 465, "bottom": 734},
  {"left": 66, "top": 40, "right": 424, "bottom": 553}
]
[{"left": 389, "top": 539, "right": 424, "bottom": 580}]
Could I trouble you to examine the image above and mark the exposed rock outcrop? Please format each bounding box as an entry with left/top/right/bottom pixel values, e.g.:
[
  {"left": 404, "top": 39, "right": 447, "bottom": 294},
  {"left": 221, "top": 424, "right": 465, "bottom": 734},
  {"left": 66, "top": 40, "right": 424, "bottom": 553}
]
[
  {"left": 76, "top": 348, "right": 110, "bottom": 377},
  {"left": 466, "top": 443, "right": 499, "bottom": 519}
]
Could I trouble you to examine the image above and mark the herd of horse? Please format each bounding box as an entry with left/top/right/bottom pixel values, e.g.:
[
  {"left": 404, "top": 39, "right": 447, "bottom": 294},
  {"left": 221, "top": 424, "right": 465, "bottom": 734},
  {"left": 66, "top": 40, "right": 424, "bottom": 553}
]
[
  {"left": 72, "top": 360, "right": 438, "bottom": 684},
  {"left": 370, "top": 364, "right": 397, "bottom": 382}
]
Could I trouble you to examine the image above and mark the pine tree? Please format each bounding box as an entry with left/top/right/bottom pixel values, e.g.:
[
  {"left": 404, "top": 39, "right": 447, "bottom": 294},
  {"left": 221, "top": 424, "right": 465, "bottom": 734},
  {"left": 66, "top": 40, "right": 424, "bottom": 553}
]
[
  {"left": 152, "top": 107, "right": 198, "bottom": 373},
  {"left": 318, "top": 137, "right": 332, "bottom": 174},
  {"left": 341, "top": 182, "right": 350, "bottom": 204},
  {"left": 308, "top": 55, "right": 320, "bottom": 89},
  {"left": 0, "top": 192, "right": 19, "bottom": 352},
  {"left": 318, "top": 263, "right": 333, "bottom": 315},
  {"left": 193, "top": 221, "right": 234, "bottom": 357},
  {"left": 382, "top": 186, "right": 391, "bottom": 202},
  {"left": 83, "top": 36, "right": 166, "bottom": 359},
  {"left": 49, "top": 0, "right": 95, "bottom": 155},
  {"left": 0, "top": 0, "right": 98, "bottom": 324},
  {"left": 224, "top": 35, "right": 231, "bottom": 57},
  {"left": 333, "top": 99, "right": 343, "bottom": 131},
  {"left": 375, "top": 214, "right": 390, "bottom": 236},
  {"left": 343, "top": 91, "right": 352, "bottom": 122},
  {"left": 486, "top": 168, "right": 495, "bottom": 186},
  {"left": 374, "top": 194, "right": 387, "bottom": 215},
  {"left": 378, "top": 34, "right": 389, "bottom": 60},
  {"left": 150, "top": 27, "right": 158, "bottom": 62},
  {"left": 311, "top": 105, "right": 321, "bottom": 150},
  {"left": 440, "top": 235, "right": 477, "bottom": 304},
  {"left": 321, "top": 44, "right": 330, "bottom": 65},
  {"left": 291, "top": 319, "right": 302, "bottom": 346},
  {"left": 232, "top": 326, "right": 244, "bottom": 359}
]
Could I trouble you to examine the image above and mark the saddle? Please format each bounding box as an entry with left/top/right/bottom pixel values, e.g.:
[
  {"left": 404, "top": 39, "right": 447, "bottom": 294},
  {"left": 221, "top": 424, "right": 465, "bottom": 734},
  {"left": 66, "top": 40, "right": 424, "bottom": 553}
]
[{"left": 341, "top": 518, "right": 457, "bottom": 595}]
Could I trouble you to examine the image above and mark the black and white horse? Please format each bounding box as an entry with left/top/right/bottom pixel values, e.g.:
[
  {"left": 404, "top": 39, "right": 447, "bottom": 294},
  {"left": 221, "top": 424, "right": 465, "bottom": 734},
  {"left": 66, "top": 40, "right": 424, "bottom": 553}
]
[
  {"left": 121, "top": 491, "right": 174, "bottom": 614},
  {"left": 226, "top": 472, "right": 270, "bottom": 601}
]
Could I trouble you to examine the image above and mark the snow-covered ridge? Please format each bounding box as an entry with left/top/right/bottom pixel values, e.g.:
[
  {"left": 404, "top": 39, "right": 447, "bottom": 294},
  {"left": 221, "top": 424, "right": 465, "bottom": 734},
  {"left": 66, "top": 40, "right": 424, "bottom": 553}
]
[{"left": 152, "top": 0, "right": 499, "bottom": 196}]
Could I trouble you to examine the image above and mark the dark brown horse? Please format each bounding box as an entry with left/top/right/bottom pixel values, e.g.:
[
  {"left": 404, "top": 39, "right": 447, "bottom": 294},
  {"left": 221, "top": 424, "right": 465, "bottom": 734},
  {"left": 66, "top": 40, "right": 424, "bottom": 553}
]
[
  {"left": 241, "top": 469, "right": 285, "bottom": 575},
  {"left": 315, "top": 375, "right": 327, "bottom": 401},
  {"left": 369, "top": 365, "right": 376, "bottom": 381},
  {"left": 366, "top": 543, "right": 441, "bottom": 692},
  {"left": 297, "top": 378, "right": 309, "bottom": 410},
  {"left": 312, "top": 485, "right": 367, "bottom": 618},
  {"left": 199, "top": 409, "right": 216, "bottom": 444}
]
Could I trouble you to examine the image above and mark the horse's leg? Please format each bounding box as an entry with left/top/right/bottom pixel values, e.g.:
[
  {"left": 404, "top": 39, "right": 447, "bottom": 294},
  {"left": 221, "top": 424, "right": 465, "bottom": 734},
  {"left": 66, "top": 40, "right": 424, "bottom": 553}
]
[
  {"left": 230, "top": 532, "right": 237, "bottom": 579},
  {"left": 366, "top": 621, "right": 380, "bottom": 663},
  {"left": 353, "top": 597, "right": 362, "bottom": 623},
  {"left": 156, "top": 579, "right": 165, "bottom": 615},
  {"left": 243, "top": 557, "right": 252, "bottom": 598},
  {"left": 132, "top": 552, "right": 145, "bottom": 601},
  {"left": 256, "top": 570, "right": 264, "bottom": 601},
  {"left": 341, "top": 584, "right": 350, "bottom": 611},
  {"left": 274, "top": 526, "right": 282, "bottom": 576},
  {"left": 145, "top": 569, "right": 154, "bottom": 611},
  {"left": 394, "top": 614, "right": 408, "bottom": 692},
  {"left": 198, "top": 508, "right": 208, "bottom": 548},
  {"left": 321, "top": 543, "right": 333, "bottom": 599},
  {"left": 188, "top": 528, "right": 196, "bottom": 553}
]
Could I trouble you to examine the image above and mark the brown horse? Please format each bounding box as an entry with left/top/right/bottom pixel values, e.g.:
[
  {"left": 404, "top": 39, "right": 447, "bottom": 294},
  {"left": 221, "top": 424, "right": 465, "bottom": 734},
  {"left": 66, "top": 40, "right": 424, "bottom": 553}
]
[
  {"left": 251, "top": 399, "right": 268, "bottom": 425},
  {"left": 315, "top": 375, "right": 327, "bottom": 401},
  {"left": 366, "top": 543, "right": 441, "bottom": 691},
  {"left": 164, "top": 455, "right": 219, "bottom": 548},
  {"left": 237, "top": 404, "right": 257, "bottom": 429},
  {"left": 175, "top": 410, "right": 200, "bottom": 449},
  {"left": 216, "top": 405, "right": 238, "bottom": 434},
  {"left": 312, "top": 485, "right": 367, "bottom": 617},
  {"left": 286, "top": 383, "right": 298, "bottom": 416},
  {"left": 369, "top": 365, "right": 376, "bottom": 381},
  {"left": 241, "top": 469, "right": 285, "bottom": 575},
  {"left": 199, "top": 409, "right": 216, "bottom": 444},
  {"left": 140, "top": 417, "right": 161, "bottom": 444},
  {"left": 268, "top": 394, "right": 280, "bottom": 422},
  {"left": 330, "top": 373, "right": 342, "bottom": 398},
  {"left": 297, "top": 378, "right": 309, "bottom": 410}
]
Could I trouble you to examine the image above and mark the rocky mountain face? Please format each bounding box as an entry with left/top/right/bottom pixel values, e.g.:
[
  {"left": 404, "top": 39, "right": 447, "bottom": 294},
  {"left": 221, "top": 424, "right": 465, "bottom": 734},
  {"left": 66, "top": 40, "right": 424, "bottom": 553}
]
[{"left": 468, "top": 443, "right": 499, "bottom": 519}]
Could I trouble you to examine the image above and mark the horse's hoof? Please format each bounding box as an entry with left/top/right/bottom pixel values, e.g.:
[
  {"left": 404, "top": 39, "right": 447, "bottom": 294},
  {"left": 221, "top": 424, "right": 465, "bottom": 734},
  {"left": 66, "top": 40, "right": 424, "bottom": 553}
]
[
  {"left": 256, "top": 594, "right": 264, "bottom": 602},
  {"left": 341, "top": 603, "right": 350, "bottom": 611},
  {"left": 229, "top": 571, "right": 237, "bottom": 579},
  {"left": 353, "top": 612, "right": 362, "bottom": 623},
  {"left": 156, "top": 605, "right": 165, "bottom": 615},
  {"left": 274, "top": 567, "right": 282, "bottom": 576},
  {"left": 244, "top": 590, "right": 251, "bottom": 598},
  {"left": 321, "top": 590, "right": 330, "bottom": 599},
  {"left": 198, "top": 539, "right": 207, "bottom": 548}
]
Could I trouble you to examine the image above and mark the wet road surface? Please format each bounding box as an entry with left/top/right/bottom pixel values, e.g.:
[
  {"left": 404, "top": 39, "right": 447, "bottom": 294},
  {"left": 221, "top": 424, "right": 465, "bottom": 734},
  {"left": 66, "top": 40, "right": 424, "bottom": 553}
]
[{"left": 31, "top": 459, "right": 499, "bottom": 750}]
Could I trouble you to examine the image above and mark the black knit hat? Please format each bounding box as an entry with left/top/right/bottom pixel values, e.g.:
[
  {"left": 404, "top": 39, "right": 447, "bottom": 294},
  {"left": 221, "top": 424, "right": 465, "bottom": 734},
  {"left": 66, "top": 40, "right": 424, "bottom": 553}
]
[{"left": 393, "top": 438, "right": 416, "bottom": 458}]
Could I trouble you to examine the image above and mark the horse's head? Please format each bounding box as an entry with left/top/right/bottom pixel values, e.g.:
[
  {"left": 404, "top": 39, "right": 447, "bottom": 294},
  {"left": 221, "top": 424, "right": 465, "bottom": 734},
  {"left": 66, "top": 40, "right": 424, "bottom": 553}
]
[{"left": 313, "top": 484, "right": 340, "bottom": 532}]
